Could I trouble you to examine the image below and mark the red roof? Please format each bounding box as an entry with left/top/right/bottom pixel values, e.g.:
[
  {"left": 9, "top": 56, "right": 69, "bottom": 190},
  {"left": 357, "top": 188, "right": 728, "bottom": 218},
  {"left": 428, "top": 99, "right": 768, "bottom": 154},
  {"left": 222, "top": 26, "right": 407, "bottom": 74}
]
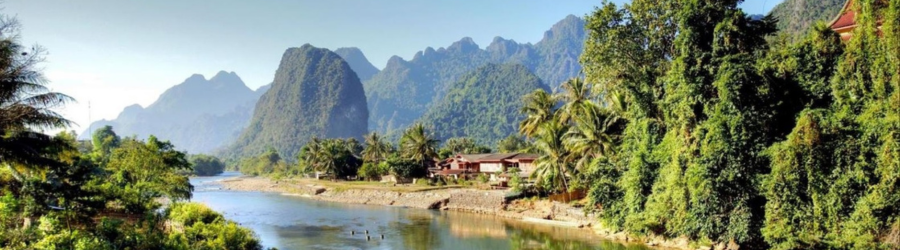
[{"left": 830, "top": 0, "right": 856, "bottom": 31}]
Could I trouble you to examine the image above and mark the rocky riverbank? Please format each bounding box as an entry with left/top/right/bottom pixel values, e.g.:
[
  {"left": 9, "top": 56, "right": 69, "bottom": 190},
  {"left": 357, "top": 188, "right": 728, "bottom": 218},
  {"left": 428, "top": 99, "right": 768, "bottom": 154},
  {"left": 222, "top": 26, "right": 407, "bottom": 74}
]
[{"left": 219, "top": 176, "right": 716, "bottom": 250}]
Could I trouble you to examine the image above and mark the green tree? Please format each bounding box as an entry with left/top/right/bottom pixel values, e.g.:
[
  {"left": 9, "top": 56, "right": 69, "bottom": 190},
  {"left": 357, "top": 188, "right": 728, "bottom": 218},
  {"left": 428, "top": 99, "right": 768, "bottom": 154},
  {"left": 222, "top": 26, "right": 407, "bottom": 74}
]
[
  {"left": 556, "top": 78, "right": 591, "bottom": 124},
  {"left": 361, "top": 132, "right": 393, "bottom": 164},
  {"left": 518, "top": 89, "right": 557, "bottom": 139},
  {"left": 563, "top": 102, "right": 621, "bottom": 173},
  {"left": 90, "top": 126, "right": 120, "bottom": 160},
  {"left": 190, "top": 154, "right": 225, "bottom": 176},
  {"left": 581, "top": 0, "right": 795, "bottom": 246},
  {"left": 441, "top": 137, "right": 490, "bottom": 155},
  {"left": 102, "top": 136, "right": 192, "bottom": 213},
  {"left": 763, "top": 1, "right": 900, "bottom": 249},
  {"left": 496, "top": 135, "right": 530, "bottom": 153},
  {"left": 530, "top": 120, "right": 572, "bottom": 193},
  {"left": 399, "top": 123, "right": 439, "bottom": 169},
  {"left": 0, "top": 17, "right": 73, "bottom": 182}
]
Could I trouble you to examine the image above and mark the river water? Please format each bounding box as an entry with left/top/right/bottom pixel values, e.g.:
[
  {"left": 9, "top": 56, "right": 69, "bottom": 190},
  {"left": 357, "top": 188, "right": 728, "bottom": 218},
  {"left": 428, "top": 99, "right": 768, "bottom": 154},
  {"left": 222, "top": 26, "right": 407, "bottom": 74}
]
[{"left": 190, "top": 172, "right": 652, "bottom": 250}]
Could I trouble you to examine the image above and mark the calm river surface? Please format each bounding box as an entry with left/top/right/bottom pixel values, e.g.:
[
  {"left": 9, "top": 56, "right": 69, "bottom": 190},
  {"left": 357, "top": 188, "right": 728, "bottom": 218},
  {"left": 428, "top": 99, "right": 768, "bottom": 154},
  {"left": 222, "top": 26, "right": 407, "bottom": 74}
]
[{"left": 190, "top": 172, "right": 653, "bottom": 250}]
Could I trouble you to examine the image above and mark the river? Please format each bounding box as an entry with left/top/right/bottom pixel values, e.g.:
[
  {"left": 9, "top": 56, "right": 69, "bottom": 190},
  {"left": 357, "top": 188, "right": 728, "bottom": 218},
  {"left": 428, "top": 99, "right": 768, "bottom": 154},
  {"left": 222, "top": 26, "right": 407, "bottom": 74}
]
[{"left": 190, "top": 172, "right": 653, "bottom": 250}]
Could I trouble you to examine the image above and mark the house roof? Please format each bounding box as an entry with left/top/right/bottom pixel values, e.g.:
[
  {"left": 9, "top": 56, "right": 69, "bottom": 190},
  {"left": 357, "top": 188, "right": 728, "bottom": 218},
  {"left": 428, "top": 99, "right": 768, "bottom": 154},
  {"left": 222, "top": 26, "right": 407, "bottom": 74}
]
[
  {"left": 510, "top": 153, "right": 538, "bottom": 160},
  {"left": 458, "top": 154, "right": 492, "bottom": 161},
  {"left": 479, "top": 153, "right": 520, "bottom": 161},
  {"left": 830, "top": 0, "right": 856, "bottom": 32}
]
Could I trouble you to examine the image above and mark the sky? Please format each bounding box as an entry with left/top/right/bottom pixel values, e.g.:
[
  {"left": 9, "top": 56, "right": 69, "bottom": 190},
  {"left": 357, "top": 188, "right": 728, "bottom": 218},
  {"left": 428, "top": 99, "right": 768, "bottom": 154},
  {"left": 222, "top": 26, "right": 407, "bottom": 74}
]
[{"left": 4, "top": 0, "right": 783, "bottom": 135}]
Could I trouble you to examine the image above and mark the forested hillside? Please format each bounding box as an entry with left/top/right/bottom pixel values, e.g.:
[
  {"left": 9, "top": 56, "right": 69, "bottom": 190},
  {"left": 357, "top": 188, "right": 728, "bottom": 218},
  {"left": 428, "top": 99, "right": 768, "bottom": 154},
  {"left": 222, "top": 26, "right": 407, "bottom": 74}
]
[
  {"left": 769, "top": 0, "right": 845, "bottom": 38},
  {"left": 365, "top": 15, "right": 585, "bottom": 134},
  {"left": 419, "top": 64, "right": 548, "bottom": 146},
  {"left": 223, "top": 44, "right": 369, "bottom": 159},
  {"left": 81, "top": 71, "right": 265, "bottom": 153}
]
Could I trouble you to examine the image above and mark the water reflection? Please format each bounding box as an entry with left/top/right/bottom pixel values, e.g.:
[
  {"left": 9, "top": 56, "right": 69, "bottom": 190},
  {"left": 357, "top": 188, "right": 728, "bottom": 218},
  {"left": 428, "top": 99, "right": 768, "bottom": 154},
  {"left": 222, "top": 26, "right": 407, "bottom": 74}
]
[
  {"left": 191, "top": 173, "right": 654, "bottom": 250},
  {"left": 396, "top": 211, "right": 440, "bottom": 250}
]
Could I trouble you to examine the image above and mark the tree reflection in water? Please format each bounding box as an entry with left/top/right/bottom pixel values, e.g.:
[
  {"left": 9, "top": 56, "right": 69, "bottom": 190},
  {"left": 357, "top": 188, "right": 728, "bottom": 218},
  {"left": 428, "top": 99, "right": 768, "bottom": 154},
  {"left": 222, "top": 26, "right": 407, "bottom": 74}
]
[{"left": 396, "top": 211, "right": 441, "bottom": 250}]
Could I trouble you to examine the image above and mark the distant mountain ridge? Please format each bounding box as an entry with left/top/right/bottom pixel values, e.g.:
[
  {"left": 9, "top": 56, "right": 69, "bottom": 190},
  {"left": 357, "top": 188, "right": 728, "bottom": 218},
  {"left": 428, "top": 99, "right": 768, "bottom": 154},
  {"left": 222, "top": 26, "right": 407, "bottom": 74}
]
[
  {"left": 334, "top": 47, "right": 380, "bottom": 82},
  {"left": 80, "top": 71, "right": 264, "bottom": 154},
  {"left": 365, "top": 15, "right": 586, "bottom": 134},
  {"left": 222, "top": 44, "right": 369, "bottom": 159}
]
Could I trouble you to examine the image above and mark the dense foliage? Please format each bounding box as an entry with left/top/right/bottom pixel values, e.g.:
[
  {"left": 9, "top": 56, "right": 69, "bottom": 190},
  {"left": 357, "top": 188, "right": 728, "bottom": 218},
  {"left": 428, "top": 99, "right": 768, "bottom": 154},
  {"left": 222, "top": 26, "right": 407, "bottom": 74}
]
[
  {"left": 769, "top": 0, "right": 845, "bottom": 39},
  {"left": 549, "top": 0, "right": 900, "bottom": 249},
  {"left": 0, "top": 16, "right": 264, "bottom": 249},
  {"left": 225, "top": 44, "right": 369, "bottom": 160},
  {"left": 365, "top": 16, "right": 586, "bottom": 134},
  {"left": 83, "top": 71, "right": 263, "bottom": 154},
  {"left": 2, "top": 129, "right": 264, "bottom": 249},
  {"left": 190, "top": 154, "right": 226, "bottom": 176},
  {"left": 437, "top": 137, "right": 491, "bottom": 159},
  {"left": 296, "top": 138, "right": 362, "bottom": 179},
  {"left": 419, "top": 64, "right": 550, "bottom": 146},
  {"left": 239, "top": 148, "right": 289, "bottom": 177}
]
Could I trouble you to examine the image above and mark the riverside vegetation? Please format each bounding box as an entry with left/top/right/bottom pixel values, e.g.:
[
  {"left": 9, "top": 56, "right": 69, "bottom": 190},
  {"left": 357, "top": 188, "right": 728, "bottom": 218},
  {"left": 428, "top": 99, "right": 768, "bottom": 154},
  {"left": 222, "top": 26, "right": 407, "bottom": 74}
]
[
  {"left": 4, "top": 0, "right": 900, "bottom": 249},
  {"left": 0, "top": 16, "right": 265, "bottom": 249},
  {"left": 236, "top": 0, "right": 900, "bottom": 249}
]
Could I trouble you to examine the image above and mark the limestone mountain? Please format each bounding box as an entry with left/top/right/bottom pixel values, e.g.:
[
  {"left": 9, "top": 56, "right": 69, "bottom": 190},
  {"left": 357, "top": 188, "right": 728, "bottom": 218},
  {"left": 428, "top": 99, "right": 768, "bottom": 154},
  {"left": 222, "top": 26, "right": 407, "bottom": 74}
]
[
  {"left": 334, "top": 47, "right": 380, "bottom": 82},
  {"left": 365, "top": 15, "right": 585, "bottom": 134},
  {"left": 418, "top": 64, "right": 549, "bottom": 146},
  {"left": 223, "top": 44, "right": 368, "bottom": 159},
  {"left": 80, "top": 71, "right": 263, "bottom": 153},
  {"left": 770, "top": 0, "right": 845, "bottom": 38}
]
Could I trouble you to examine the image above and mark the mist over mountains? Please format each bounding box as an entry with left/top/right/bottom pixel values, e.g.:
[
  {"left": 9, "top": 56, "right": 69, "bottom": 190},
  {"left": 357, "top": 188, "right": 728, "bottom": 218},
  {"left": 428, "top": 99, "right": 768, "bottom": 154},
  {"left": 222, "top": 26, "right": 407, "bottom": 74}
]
[
  {"left": 334, "top": 47, "right": 380, "bottom": 82},
  {"left": 80, "top": 71, "right": 264, "bottom": 153}
]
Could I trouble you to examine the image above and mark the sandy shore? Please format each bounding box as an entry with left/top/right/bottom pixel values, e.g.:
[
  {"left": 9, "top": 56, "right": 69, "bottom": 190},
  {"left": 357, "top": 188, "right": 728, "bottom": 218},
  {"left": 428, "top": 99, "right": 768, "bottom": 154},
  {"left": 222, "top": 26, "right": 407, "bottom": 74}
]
[{"left": 218, "top": 176, "right": 706, "bottom": 250}]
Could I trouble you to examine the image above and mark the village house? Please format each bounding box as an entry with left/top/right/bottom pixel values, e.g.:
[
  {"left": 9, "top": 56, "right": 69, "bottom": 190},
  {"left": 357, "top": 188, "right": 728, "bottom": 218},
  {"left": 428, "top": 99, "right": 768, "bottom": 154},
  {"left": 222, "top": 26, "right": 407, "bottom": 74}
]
[
  {"left": 432, "top": 153, "right": 538, "bottom": 182},
  {"left": 830, "top": 0, "right": 885, "bottom": 41}
]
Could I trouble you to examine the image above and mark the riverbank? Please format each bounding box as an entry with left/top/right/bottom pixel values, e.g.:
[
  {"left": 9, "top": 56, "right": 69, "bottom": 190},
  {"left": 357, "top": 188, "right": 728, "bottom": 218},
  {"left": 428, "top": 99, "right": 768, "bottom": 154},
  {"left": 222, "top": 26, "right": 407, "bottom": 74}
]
[{"left": 218, "top": 176, "right": 721, "bottom": 250}]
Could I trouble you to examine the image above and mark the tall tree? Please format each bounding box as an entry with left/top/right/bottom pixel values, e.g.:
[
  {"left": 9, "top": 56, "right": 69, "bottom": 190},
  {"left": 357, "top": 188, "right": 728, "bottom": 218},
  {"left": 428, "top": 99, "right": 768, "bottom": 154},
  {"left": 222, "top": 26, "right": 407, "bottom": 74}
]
[
  {"left": 564, "top": 102, "right": 621, "bottom": 173},
  {"left": 530, "top": 120, "right": 572, "bottom": 193},
  {"left": 556, "top": 78, "right": 592, "bottom": 124},
  {"left": 399, "top": 123, "right": 439, "bottom": 168},
  {"left": 582, "top": 0, "right": 788, "bottom": 247},
  {"left": 361, "top": 132, "right": 392, "bottom": 164},
  {"left": 496, "top": 135, "right": 530, "bottom": 153},
  {"left": 0, "top": 17, "right": 73, "bottom": 182},
  {"left": 519, "top": 89, "right": 557, "bottom": 138}
]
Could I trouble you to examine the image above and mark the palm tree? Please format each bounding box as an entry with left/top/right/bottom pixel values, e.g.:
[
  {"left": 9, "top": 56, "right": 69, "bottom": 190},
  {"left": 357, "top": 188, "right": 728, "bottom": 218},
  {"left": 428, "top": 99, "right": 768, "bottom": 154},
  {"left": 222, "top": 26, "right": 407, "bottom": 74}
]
[
  {"left": 0, "top": 20, "right": 73, "bottom": 182},
  {"left": 400, "top": 123, "right": 439, "bottom": 168},
  {"left": 298, "top": 137, "right": 322, "bottom": 173},
  {"left": 315, "top": 141, "right": 343, "bottom": 179},
  {"left": 519, "top": 89, "right": 557, "bottom": 138},
  {"left": 556, "top": 78, "right": 591, "bottom": 124},
  {"left": 563, "top": 102, "right": 621, "bottom": 173},
  {"left": 361, "top": 132, "right": 392, "bottom": 164},
  {"left": 530, "top": 120, "right": 573, "bottom": 193}
]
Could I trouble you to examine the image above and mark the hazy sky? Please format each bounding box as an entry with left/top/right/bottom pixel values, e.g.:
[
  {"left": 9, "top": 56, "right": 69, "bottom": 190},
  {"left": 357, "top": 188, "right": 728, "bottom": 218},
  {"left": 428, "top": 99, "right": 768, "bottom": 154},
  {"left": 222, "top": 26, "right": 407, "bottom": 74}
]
[{"left": 4, "top": 0, "right": 783, "bottom": 134}]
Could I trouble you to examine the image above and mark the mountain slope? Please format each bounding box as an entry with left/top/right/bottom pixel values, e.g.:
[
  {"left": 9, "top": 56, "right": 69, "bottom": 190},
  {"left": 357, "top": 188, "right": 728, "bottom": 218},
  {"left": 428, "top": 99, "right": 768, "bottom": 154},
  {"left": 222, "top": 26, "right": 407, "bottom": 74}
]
[
  {"left": 334, "top": 47, "right": 380, "bottom": 82},
  {"left": 80, "top": 71, "right": 262, "bottom": 153},
  {"left": 365, "top": 15, "right": 585, "bottom": 134},
  {"left": 770, "top": 0, "right": 845, "bottom": 38},
  {"left": 418, "top": 64, "right": 549, "bottom": 146},
  {"left": 223, "top": 44, "right": 368, "bottom": 159}
]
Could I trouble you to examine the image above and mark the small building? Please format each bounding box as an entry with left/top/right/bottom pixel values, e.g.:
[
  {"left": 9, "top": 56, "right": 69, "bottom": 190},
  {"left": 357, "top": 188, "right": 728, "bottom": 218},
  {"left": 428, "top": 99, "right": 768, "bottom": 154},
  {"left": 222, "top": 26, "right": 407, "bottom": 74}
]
[
  {"left": 830, "top": 0, "right": 885, "bottom": 41},
  {"left": 432, "top": 153, "right": 538, "bottom": 182}
]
